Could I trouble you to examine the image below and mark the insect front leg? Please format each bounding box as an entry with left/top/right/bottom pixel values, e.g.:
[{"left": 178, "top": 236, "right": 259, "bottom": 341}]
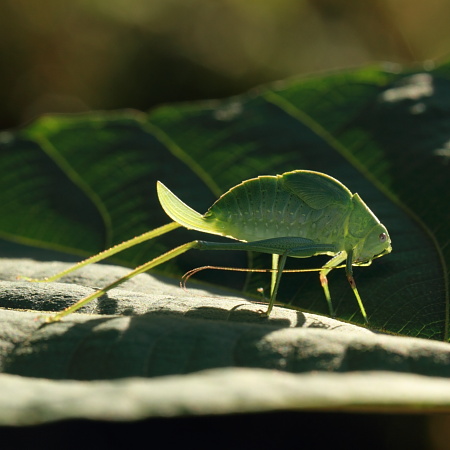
[
  {"left": 345, "top": 250, "right": 369, "bottom": 324},
  {"left": 320, "top": 252, "right": 347, "bottom": 318}
]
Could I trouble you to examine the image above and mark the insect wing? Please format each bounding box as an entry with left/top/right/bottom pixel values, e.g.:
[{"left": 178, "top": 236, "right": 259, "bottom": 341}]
[{"left": 281, "top": 170, "right": 353, "bottom": 210}]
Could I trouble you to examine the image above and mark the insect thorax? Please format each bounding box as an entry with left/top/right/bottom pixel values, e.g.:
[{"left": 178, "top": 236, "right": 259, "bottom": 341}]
[{"left": 347, "top": 194, "right": 381, "bottom": 239}]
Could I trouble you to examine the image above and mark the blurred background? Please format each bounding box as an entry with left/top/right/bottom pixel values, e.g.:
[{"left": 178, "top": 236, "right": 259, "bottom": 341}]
[{"left": 1, "top": 0, "right": 450, "bottom": 131}]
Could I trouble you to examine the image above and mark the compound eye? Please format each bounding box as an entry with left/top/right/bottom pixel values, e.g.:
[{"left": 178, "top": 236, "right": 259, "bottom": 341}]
[{"left": 379, "top": 232, "right": 387, "bottom": 243}]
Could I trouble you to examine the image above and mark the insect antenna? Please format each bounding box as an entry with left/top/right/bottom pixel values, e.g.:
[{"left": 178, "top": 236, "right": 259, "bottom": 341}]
[
  {"left": 180, "top": 265, "right": 274, "bottom": 290},
  {"left": 180, "top": 265, "right": 343, "bottom": 290}
]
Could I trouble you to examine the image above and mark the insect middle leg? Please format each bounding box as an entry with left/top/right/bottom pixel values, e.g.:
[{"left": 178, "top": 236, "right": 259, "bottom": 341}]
[
  {"left": 263, "top": 252, "right": 288, "bottom": 316},
  {"left": 197, "top": 238, "right": 335, "bottom": 317}
]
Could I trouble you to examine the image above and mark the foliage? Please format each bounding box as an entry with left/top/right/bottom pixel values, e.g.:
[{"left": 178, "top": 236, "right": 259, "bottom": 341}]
[{"left": 0, "top": 62, "right": 449, "bottom": 423}]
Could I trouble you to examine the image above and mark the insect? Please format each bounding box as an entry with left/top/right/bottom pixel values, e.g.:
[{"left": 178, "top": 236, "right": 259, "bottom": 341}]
[{"left": 26, "top": 170, "right": 392, "bottom": 324}]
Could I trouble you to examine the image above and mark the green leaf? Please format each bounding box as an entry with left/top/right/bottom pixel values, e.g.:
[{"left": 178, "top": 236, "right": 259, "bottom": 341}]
[
  {"left": 0, "top": 62, "right": 449, "bottom": 424},
  {"left": 1, "top": 259, "right": 450, "bottom": 425},
  {"left": 1, "top": 64, "right": 447, "bottom": 338}
]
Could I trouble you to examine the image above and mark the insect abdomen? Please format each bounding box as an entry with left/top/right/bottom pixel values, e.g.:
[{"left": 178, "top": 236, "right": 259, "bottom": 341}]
[
  {"left": 158, "top": 171, "right": 353, "bottom": 248},
  {"left": 206, "top": 174, "right": 347, "bottom": 244}
]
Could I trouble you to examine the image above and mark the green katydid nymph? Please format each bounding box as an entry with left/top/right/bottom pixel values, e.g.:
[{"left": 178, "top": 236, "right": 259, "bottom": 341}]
[{"left": 25, "top": 170, "right": 392, "bottom": 324}]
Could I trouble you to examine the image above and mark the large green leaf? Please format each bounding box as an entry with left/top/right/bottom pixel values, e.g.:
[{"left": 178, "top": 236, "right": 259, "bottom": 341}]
[
  {"left": 0, "top": 62, "right": 449, "bottom": 424},
  {"left": 1, "top": 259, "right": 450, "bottom": 426},
  {"left": 1, "top": 64, "right": 447, "bottom": 338}
]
